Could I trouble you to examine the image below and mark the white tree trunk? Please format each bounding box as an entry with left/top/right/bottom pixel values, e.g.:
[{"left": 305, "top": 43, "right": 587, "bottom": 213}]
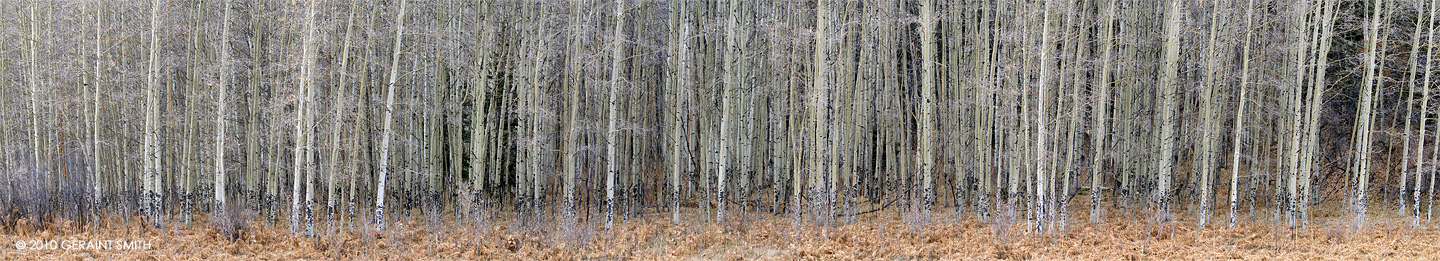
[
  {"left": 91, "top": 1, "right": 106, "bottom": 217},
  {"left": 918, "top": 0, "right": 936, "bottom": 220},
  {"left": 1418, "top": 0, "right": 1438, "bottom": 225},
  {"left": 719, "top": 0, "right": 740, "bottom": 223},
  {"left": 1091, "top": 0, "right": 1118, "bottom": 224},
  {"left": 1156, "top": 0, "right": 1184, "bottom": 221},
  {"left": 1230, "top": 0, "right": 1257, "bottom": 229},
  {"left": 143, "top": 0, "right": 164, "bottom": 228},
  {"left": 1355, "top": 0, "right": 1384, "bottom": 227},
  {"left": 214, "top": 0, "right": 233, "bottom": 216},
  {"left": 292, "top": 0, "right": 318, "bottom": 237},
  {"left": 1198, "top": 0, "right": 1227, "bottom": 228},
  {"left": 327, "top": 0, "right": 359, "bottom": 221},
  {"left": 375, "top": 0, "right": 408, "bottom": 232},
  {"left": 606, "top": 0, "right": 626, "bottom": 230},
  {"left": 670, "top": 0, "right": 691, "bottom": 224}
]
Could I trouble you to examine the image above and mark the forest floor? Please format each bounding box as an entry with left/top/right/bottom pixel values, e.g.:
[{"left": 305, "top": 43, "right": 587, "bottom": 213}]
[{"left": 4, "top": 200, "right": 1440, "bottom": 260}]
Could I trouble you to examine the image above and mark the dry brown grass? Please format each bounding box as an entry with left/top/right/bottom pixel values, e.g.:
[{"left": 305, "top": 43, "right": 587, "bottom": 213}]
[{"left": 4, "top": 201, "right": 1440, "bottom": 260}]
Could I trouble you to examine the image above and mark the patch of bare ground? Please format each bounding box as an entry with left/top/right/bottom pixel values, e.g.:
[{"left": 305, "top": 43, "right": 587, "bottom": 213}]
[{"left": 4, "top": 203, "right": 1439, "bottom": 259}]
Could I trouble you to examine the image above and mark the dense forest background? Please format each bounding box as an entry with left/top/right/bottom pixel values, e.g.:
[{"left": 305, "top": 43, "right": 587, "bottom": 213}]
[{"left": 0, "top": 0, "right": 1435, "bottom": 240}]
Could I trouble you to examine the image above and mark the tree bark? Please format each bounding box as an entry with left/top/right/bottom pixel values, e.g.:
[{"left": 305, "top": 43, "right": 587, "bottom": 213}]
[
  {"left": 375, "top": 0, "right": 408, "bottom": 232},
  {"left": 1156, "top": 0, "right": 1183, "bottom": 221},
  {"left": 143, "top": 0, "right": 164, "bottom": 228},
  {"left": 919, "top": 0, "right": 938, "bottom": 221},
  {"left": 606, "top": 0, "right": 626, "bottom": 230},
  {"left": 327, "top": 0, "right": 359, "bottom": 223},
  {"left": 214, "top": 0, "right": 233, "bottom": 217},
  {"left": 1355, "top": 0, "right": 1384, "bottom": 227},
  {"left": 1198, "top": 0, "right": 1227, "bottom": 228},
  {"left": 1418, "top": 0, "right": 1438, "bottom": 225},
  {"left": 1230, "top": 0, "right": 1257, "bottom": 229}
]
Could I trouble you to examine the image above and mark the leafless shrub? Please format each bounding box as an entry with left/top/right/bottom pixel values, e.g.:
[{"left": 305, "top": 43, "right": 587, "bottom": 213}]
[{"left": 211, "top": 200, "right": 253, "bottom": 240}]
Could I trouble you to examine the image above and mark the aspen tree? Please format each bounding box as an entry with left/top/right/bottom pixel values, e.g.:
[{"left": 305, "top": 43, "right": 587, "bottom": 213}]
[
  {"left": 181, "top": 1, "right": 205, "bottom": 224},
  {"left": 1403, "top": 0, "right": 1427, "bottom": 218},
  {"left": 444, "top": 1, "right": 464, "bottom": 219},
  {"left": 1033, "top": 0, "right": 1054, "bottom": 231},
  {"left": 918, "top": 0, "right": 936, "bottom": 221},
  {"left": 351, "top": 3, "right": 377, "bottom": 228},
  {"left": 295, "top": 0, "right": 318, "bottom": 237},
  {"left": 828, "top": 0, "right": 852, "bottom": 224},
  {"left": 262, "top": 9, "right": 280, "bottom": 226},
  {"left": 143, "top": 0, "right": 164, "bottom": 228},
  {"left": 669, "top": 0, "right": 689, "bottom": 224},
  {"left": 973, "top": 0, "right": 995, "bottom": 221},
  {"left": 766, "top": 0, "right": 785, "bottom": 215},
  {"left": 741, "top": 0, "right": 760, "bottom": 215},
  {"left": 1355, "top": 0, "right": 1383, "bottom": 227},
  {"left": 1417, "top": 0, "right": 1438, "bottom": 225},
  {"left": 606, "top": 0, "right": 626, "bottom": 230},
  {"left": 1059, "top": 0, "right": 1088, "bottom": 229},
  {"left": 1156, "top": 0, "right": 1183, "bottom": 221},
  {"left": 375, "top": 0, "right": 408, "bottom": 232},
  {"left": 1092, "top": 0, "right": 1118, "bottom": 224},
  {"left": 27, "top": 0, "right": 44, "bottom": 212},
  {"left": 787, "top": 0, "right": 805, "bottom": 217},
  {"left": 1230, "top": 0, "right": 1257, "bottom": 229},
  {"left": 718, "top": 0, "right": 740, "bottom": 223},
  {"left": 1, "top": 57, "right": 10, "bottom": 207},
  {"left": 526, "top": 1, "right": 549, "bottom": 219},
  {"left": 327, "top": 0, "right": 359, "bottom": 221},
  {"left": 1298, "top": 0, "right": 1335, "bottom": 227},
  {"left": 214, "top": 0, "right": 233, "bottom": 216},
  {"left": 1283, "top": 0, "right": 1314, "bottom": 227},
  {"left": 563, "top": 0, "right": 585, "bottom": 229},
  {"left": 1198, "top": 0, "right": 1227, "bottom": 227},
  {"left": 246, "top": 0, "right": 264, "bottom": 217},
  {"left": 471, "top": 0, "right": 494, "bottom": 216},
  {"left": 1, "top": 17, "right": 10, "bottom": 208},
  {"left": 809, "top": 0, "right": 831, "bottom": 222},
  {"left": 91, "top": 1, "right": 105, "bottom": 216}
]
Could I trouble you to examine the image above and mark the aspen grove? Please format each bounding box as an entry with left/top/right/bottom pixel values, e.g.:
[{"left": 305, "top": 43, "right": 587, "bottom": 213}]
[{"left": 6, "top": 0, "right": 1440, "bottom": 250}]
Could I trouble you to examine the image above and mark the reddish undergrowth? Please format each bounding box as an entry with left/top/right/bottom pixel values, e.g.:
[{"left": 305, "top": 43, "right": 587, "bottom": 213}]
[{"left": 3, "top": 202, "right": 1438, "bottom": 260}]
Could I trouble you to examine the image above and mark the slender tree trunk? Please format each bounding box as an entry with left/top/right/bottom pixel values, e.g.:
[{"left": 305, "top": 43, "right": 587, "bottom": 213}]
[
  {"left": 527, "top": 1, "right": 550, "bottom": 220},
  {"left": 1034, "top": 0, "right": 1055, "bottom": 231},
  {"left": 214, "top": 0, "right": 233, "bottom": 217},
  {"left": 1298, "top": 0, "right": 1335, "bottom": 228},
  {"left": 143, "top": 0, "right": 164, "bottom": 228},
  {"left": 1418, "top": 0, "right": 1438, "bottom": 226},
  {"left": 718, "top": 0, "right": 741, "bottom": 223},
  {"left": 1198, "top": 0, "right": 1227, "bottom": 228},
  {"left": 1230, "top": 0, "right": 1257, "bottom": 229},
  {"left": 28, "top": 0, "right": 46, "bottom": 215},
  {"left": 91, "top": 1, "right": 106, "bottom": 217},
  {"left": 562, "top": 0, "right": 585, "bottom": 230},
  {"left": 1403, "top": 0, "right": 1428, "bottom": 218},
  {"left": 1355, "top": 0, "right": 1384, "bottom": 228},
  {"left": 606, "top": 0, "right": 626, "bottom": 230},
  {"left": 375, "top": 0, "right": 408, "bottom": 232},
  {"left": 1, "top": 62, "right": 11, "bottom": 207},
  {"left": 326, "top": 0, "right": 359, "bottom": 224},
  {"left": 1283, "top": 0, "right": 1313, "bottom": 228},
  {"left": 295, "top": 0, "right": 319, "bottom": 237},
  {"left": 1091, "top": 0, "right": 1117, "bottom": 224},
  {"left": 246, "top": 1, "right": 266, "bottom": 223},
  {"left": 669, "top": 0, "right": 689, "bottom": 224},
  {"left": 1156, "top": 0, "right": 1183, "bottom": 221},
  {"left": 810, "top": 0, "right": 833, "bottom": 224},
  {"left": 918, "top": 0, "right": 936, "bottom": 221},
  {"left": 470, "top": 0, "right": 494, "bottom": 221}
]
